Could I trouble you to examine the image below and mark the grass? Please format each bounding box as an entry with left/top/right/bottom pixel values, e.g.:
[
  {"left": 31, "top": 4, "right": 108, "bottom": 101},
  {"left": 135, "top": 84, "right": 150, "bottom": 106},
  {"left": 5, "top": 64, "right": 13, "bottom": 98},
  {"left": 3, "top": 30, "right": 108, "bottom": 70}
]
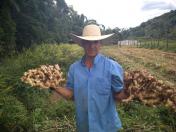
[
  {"left": 0, "top": 44, "right": 175, "bottom": 131},
  {"left": 118, "top": 101, "right": 176, "bottom": 132},
  {"left": 138, "top": 39, "right": 176, "bottom": 53}
]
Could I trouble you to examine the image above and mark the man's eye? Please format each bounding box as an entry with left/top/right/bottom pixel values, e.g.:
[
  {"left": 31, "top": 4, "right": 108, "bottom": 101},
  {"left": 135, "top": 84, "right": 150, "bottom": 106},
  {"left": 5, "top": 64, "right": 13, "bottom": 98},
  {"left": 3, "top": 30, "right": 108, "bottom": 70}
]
[
  {"left": 82, "top": 41, "right": 90, "bottom": 44},
  {"left": 82, "top": 40, "right": 99, "bottom": 44}
]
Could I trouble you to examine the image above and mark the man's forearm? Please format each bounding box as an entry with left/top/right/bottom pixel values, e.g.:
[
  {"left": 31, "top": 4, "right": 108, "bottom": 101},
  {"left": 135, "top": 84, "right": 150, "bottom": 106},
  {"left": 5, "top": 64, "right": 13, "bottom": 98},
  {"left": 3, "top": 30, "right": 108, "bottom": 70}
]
[{"left": 53, "top": 87, "right": 73, "bottom": 100}]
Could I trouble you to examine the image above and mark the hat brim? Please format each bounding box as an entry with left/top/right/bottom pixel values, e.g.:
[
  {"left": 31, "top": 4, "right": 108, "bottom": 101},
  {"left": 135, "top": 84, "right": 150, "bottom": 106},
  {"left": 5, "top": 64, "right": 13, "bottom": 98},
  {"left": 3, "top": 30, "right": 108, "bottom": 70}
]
[{"left": 70, "top": 33, "right": 114, "bottom": 44}]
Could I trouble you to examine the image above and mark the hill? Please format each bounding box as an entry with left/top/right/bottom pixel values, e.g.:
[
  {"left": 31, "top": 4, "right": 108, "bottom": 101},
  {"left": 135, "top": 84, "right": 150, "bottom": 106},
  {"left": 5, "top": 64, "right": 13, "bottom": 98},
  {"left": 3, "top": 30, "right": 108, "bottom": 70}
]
[{"left": 123, "top": 10, "right": 176, "bottom": 40}]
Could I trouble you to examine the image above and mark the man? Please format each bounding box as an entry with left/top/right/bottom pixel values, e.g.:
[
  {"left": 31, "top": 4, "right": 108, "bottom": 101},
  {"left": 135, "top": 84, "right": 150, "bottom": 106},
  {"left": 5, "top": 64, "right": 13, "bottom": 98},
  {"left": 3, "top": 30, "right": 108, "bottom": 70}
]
[{"left": 52, "top": 24, "right": 126, "bottom": 132}]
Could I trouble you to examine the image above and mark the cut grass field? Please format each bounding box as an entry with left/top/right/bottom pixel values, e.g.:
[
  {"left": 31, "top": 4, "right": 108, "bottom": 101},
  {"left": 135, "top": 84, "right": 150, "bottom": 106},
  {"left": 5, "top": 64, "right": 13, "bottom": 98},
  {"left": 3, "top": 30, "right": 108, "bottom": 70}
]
[{"left": 102, "top": 45, "right": 176, "bottom": 87}]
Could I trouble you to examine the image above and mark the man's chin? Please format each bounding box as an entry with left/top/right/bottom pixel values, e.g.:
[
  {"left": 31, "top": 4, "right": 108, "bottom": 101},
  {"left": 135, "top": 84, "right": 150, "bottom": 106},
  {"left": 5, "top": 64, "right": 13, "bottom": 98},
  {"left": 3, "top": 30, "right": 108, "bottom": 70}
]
[{"left": 87, "top": 54, "right": 97, "bottom": 58}]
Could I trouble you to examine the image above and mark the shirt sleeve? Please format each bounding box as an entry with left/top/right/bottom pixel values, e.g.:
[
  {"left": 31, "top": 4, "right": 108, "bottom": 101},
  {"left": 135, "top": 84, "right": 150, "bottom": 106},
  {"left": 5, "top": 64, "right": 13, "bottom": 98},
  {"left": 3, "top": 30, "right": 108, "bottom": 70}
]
[
  {"left": 66, "top": 64, "right": 74, "bottom": 90},
  {"left": 110, "top": 61, "right": 124, "bottom": 93}
]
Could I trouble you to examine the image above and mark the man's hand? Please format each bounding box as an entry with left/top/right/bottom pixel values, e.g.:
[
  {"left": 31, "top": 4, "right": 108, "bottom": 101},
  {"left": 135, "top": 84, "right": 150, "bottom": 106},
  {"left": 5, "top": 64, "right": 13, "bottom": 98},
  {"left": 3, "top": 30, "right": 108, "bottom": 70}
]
[
  {"left": 50, "top": 86, "right": 73, "bottom": 100},
  {"left": 114, "top": 90, "right": 128, "bottom": 102}
]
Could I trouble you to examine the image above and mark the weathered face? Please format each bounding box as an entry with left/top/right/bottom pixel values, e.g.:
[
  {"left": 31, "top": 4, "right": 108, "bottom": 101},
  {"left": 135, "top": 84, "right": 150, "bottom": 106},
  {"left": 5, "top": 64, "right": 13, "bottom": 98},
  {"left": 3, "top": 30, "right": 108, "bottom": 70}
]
[{"left": 81, "top": 40, "right": 101, "bottom": 57}]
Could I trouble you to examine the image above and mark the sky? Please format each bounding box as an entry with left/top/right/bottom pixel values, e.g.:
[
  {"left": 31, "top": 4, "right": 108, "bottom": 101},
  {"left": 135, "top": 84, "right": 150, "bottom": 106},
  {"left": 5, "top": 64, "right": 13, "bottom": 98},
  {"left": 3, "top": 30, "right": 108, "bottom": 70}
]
[{"left": 65, "top": 0, "right": 176, "bottom": 29}]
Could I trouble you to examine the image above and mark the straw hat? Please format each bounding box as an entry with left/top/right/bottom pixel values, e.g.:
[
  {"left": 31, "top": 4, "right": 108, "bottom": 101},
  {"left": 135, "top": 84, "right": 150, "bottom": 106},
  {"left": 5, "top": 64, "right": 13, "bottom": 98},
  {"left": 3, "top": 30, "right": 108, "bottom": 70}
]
[{"left": 71, "top": 24, "right": 114, "bottom": 43}]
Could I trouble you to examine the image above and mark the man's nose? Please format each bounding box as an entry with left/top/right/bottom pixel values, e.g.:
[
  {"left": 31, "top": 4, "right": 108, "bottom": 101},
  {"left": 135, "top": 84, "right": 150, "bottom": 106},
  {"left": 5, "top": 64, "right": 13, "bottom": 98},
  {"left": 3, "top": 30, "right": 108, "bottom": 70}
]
[
  {"left": 89, "top": 43, "right": 94, "bottom": 46},
  {"left": 88, "top": 43, "right": 96, "bottom": 48}
]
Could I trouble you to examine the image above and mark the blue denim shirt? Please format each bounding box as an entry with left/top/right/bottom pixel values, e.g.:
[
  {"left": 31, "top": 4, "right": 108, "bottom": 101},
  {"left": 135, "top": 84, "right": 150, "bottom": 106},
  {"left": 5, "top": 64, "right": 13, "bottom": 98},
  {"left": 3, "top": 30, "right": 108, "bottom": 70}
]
[{"left": 66, "top": 53, "right": 124, "bottom": 132}]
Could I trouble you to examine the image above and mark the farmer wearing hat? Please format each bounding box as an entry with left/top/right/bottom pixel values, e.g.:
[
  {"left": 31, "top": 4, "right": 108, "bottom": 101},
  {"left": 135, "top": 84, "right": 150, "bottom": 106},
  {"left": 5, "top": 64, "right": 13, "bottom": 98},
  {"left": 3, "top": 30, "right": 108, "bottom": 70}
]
[{"left": 52, "top": 24, "right": 126, "bottom": 132}]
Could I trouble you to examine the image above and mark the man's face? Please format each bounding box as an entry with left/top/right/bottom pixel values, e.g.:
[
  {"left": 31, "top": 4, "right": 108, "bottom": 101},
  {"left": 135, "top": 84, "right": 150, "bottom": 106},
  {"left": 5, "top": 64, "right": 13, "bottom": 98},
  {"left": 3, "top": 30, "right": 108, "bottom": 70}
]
[{"left": 81, "top": 40, "right": 101, "bottom": 57}]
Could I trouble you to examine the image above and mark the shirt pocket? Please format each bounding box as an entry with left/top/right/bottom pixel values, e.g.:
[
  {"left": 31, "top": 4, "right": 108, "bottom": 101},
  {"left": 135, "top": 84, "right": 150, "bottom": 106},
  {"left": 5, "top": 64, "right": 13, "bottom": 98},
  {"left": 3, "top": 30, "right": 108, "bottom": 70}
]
[{"left": 96, "top": 77, "right": 111, "bottom": 95}]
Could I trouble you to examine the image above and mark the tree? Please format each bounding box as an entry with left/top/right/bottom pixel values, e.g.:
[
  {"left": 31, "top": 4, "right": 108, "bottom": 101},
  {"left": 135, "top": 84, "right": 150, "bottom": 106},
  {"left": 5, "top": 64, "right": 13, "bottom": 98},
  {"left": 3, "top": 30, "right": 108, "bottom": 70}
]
[
  {"left": 0, "top": 0, "right": 17, "bottom": 57},
  {"left": 0, "top": 0, "right": 93, "bottom": 58}
]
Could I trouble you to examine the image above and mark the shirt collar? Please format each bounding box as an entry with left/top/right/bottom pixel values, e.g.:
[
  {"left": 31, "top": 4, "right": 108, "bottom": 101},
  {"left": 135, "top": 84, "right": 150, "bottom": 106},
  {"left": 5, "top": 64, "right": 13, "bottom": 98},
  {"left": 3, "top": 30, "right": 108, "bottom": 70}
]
[{"left": 81, "top": 53, "right": 102, "bottom": 66}]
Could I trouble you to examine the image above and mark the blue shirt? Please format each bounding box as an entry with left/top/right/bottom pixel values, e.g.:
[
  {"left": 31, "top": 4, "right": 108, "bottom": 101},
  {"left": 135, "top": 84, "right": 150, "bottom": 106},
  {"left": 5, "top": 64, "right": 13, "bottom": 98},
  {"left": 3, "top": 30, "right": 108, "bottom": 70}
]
[{"left": 66, "top": 53, "right": 124, "bottom": 132}]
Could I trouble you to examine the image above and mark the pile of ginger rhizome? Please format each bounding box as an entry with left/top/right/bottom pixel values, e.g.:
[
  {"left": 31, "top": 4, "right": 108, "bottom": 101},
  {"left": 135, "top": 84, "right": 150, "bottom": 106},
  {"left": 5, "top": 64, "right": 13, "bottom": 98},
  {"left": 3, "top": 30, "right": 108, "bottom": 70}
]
[{"left": 21, "top": 66, "right": 176, "bottom": 112}]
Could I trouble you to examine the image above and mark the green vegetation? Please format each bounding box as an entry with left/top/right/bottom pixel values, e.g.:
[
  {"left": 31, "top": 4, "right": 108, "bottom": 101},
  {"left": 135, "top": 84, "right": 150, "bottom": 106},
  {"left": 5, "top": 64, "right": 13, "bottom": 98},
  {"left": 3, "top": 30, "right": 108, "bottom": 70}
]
[
  {"left": 0, "top": 0, "right": 87, "bottom": 58},
  {"left": 138, "top": 39, "right": 176, "bottom": 52},
  {"left": 0, "top": 44, "right": 176, "bottom": 131},
  {"left": 119, "top": 102, "right": 176, "bottom": 131},
  {"left": 0, "top": 44, "right": 82, "bottom": 131}
]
